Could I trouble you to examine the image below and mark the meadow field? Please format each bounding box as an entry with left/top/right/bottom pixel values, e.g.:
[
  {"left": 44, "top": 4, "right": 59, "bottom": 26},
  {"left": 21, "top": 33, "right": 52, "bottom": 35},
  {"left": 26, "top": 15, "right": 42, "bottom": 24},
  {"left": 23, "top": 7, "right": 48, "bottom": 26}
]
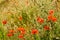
[{"left": 0, "top": 0, "right": 60, "bottom": 40}]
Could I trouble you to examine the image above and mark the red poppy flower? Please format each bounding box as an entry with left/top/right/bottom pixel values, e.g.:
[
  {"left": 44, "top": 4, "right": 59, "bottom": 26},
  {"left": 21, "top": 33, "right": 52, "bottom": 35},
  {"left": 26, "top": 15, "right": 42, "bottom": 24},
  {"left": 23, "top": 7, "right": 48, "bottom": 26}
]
[
  {"left": 47, "top": 15, "right": 52, "bottom": 21},
  {"left": 2, "top": 20, "right": 7, "bottom": 24},
  {"left": 7, "top": 33, "right": 13, "bottom": 37},
  {"left": 17, "top": 27, "right": 25, "bottom": 32},
  {"left": 18, "top": 34, "right": 24, "bottom": 38},
  {"left": 19, "top": 16, "right": 23, "bottom": 21},
  {"left": 49, "top": 10, "right": 54, "bottom": 15},
  {"left": 9, "top": 30, "right": 14, "bottom": 33},
  {"left": 17, "top": 27, "right": 25, "bottom": 34},
  {"left": 21, "top": 31, "right": 25, "bottom": 35},
  {"left": 31, "top": 29, "right": 38, "bottom": 34},
  {"left": 37, "top": 17, "right": 44, "bottom": 24},
  {"left": 44, "top": 25, "right": 50, "bottom": 30},
  {"left": 52, "top": 17, "right": 57, "bottom": 22}
]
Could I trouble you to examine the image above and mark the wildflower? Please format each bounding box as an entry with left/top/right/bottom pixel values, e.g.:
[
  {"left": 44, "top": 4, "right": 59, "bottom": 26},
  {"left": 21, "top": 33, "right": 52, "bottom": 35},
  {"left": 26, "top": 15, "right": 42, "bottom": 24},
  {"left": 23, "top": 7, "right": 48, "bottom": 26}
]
[
  {"left": 47, "top": 15, "right": 52, "bottom": 21},
  {"left": 52, "top": 17, "right": 57, "bottom": 22},
  {"left": 17, "top": 27, "right": 25, "bottom": 32},
  {"left": 49, "top": 10, "right": 54, "bottom": 15},
  {"left": 21, "top": 31, "right": 25, "bottom": 35},
  {"left": 37, "top": 17, "right": 44, "bottom": 23},
  {"left": 31, "top": 29, "right": 38, "bottom": 34},
  {"left": 9, "top": 30, "right": 15, "bottom": 34},
  {"left": 17, "top": 27, "right": 25, "bottom": 34},
  {"left": 7, "top": 33, "right": 13, "bottom": 37},
  {"left": 18, "top": 34, "right": 24, "bottom": 38},
  {"left": 19, "top": 16, "right": 22, "bottom": 21},
  {"left": 44, "top": 25, "right": 50, "bottom": 30},
  {"left": 2, "top": 20, "right": 7, "bottom": 24}
]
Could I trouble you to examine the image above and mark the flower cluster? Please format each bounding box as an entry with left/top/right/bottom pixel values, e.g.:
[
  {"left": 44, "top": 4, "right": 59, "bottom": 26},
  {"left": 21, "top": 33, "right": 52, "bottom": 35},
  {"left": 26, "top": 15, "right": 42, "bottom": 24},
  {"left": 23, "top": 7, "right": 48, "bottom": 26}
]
[{"left": 48, "top": 10, "right": 57, "bottom": 22}]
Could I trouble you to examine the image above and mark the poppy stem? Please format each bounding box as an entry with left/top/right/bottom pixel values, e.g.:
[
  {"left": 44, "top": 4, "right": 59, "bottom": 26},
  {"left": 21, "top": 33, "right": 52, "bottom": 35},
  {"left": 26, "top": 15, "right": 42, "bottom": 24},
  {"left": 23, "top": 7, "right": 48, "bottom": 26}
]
[{"left": 33, "top": 35, "right": 36, "bottom": 40}]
